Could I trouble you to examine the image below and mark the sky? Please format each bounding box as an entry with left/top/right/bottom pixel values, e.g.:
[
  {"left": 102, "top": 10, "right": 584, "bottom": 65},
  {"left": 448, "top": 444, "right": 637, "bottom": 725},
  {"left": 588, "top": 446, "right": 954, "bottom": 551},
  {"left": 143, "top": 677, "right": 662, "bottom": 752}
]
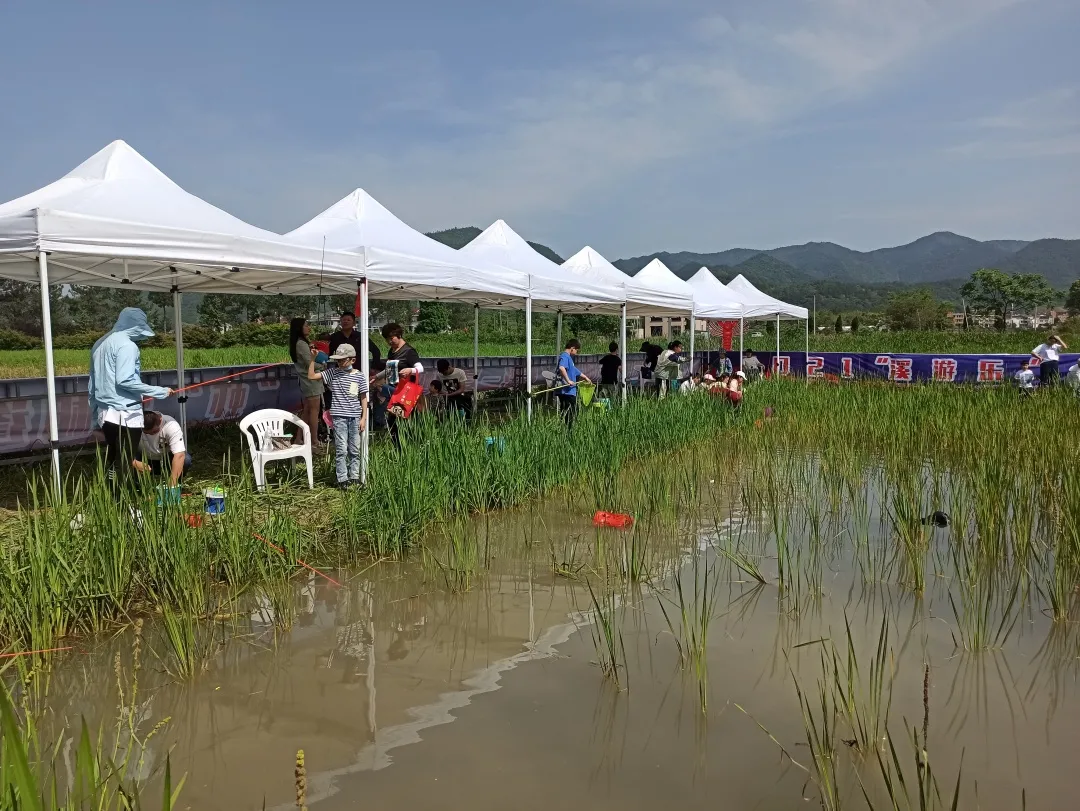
[{"left": 1, "top": 0, "right": 1077, "bottom": 261}]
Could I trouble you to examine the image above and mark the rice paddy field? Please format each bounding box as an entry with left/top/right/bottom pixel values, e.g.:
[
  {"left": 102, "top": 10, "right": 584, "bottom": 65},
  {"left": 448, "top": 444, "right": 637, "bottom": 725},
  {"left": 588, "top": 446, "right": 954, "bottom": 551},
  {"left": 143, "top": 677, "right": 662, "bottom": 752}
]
[
  {"left": 0, "top": 326, "right": 1073, "bottom": 378},
  {"left": 2, "top": 380, "right": 1079, "bottom": 809}
]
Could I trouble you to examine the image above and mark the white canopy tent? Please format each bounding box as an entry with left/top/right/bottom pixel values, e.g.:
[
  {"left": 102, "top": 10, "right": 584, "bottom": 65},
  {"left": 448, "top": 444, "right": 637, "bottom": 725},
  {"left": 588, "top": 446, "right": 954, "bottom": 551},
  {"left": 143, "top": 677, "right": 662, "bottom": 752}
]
[
  {"left": 725, "top": 274, "right": 808, "bottom": 320},
  {"left": 461, "top": 221, "right": 624, "bottom": 313},
  {"left": 0, "top": 140, "right": 365, "bottom": 491},
  {"left": 461, "top": 221, "right": 626, "bottom": 415},
  {"left": 686, "top": 267, "right": 749, "bottom": 321},
  {"left": 723, "top": 274, "right": 810, "bottom": 372},
  {"left": 286, "top": 190, "right": 530, "bottom": 306},
  {"left": 286, "top": 191, "right": 535, "bottom": 469},
  {"left": 626, "top": 258, "right": 696, "bottom": 317},
  {"left": 627, "top": 259, "right": 698, "bottom": 381},
  {"left": 562, "top": 246, "right": 703, "bottom": 398}
]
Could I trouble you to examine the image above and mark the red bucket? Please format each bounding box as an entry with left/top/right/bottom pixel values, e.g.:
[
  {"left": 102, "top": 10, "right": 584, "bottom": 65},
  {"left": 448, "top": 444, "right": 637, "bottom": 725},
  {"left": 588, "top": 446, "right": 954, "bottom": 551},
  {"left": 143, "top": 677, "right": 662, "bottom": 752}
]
[{"left": 593, "top": 511, "right": 634, "bottom": 529}]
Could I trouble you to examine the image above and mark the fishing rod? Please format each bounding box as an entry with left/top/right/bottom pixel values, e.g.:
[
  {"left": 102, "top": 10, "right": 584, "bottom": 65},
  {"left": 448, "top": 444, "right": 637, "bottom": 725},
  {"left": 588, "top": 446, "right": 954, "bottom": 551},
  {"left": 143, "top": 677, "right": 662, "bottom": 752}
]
[
  {"left": 144, "top": 361, "right": 288, "bottom": 402},
  {"left": 528, "top": 380, "right": 590, "bottom": 398}
]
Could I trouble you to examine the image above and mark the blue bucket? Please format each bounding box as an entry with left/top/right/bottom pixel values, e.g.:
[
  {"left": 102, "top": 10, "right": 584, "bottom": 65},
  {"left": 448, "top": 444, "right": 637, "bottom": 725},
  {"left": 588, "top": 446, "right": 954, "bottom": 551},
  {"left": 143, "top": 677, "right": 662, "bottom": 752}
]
[
  {"left": 156, "top": 484, "right": 182, "bottom": 507},
  {"left": 484, "top": 437, "right": 507, "bottom": 453},
  {"left": 596, "top": 398, "right": 611, "bottom": 410},
  {"left": 204, "top": 488, "right": 226, "bottom": 515}
]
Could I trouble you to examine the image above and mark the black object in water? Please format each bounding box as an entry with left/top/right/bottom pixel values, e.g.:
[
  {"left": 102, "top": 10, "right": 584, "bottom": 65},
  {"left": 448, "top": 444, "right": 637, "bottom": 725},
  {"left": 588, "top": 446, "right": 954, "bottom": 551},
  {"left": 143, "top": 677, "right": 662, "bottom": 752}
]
[{"left": 921, "top": 511, "right": 950, "bottom": 528}]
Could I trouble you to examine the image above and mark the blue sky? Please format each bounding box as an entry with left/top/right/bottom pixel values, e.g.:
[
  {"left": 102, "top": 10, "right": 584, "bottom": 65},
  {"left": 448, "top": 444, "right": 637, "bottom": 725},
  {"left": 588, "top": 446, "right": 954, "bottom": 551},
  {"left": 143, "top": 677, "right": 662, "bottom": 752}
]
[{"left": 1, "top": 0, "right": 1077, "bottom": 260}]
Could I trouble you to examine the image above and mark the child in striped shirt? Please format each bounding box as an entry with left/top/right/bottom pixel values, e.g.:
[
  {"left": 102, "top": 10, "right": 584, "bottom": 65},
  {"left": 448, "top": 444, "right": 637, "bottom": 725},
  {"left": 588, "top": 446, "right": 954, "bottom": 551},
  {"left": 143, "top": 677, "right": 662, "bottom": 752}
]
[{"left": 318, "top": 344, "right": 369, "bottom": 488}]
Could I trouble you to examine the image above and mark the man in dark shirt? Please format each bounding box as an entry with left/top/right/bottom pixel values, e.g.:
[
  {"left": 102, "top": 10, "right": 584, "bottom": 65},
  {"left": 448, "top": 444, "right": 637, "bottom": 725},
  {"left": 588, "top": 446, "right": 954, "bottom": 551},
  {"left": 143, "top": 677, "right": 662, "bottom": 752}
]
[
  {"left": 329, "top": 311, "right": 382, "bottom": 370},
  {"left": 598, "top": 342, "right": 622, "bottom": 401},
  {"left": 329, "top": 311, "right": 385, "bottom": 427},
  {"left": 375, "top": 322, "right": 423, "bottom": 448}
]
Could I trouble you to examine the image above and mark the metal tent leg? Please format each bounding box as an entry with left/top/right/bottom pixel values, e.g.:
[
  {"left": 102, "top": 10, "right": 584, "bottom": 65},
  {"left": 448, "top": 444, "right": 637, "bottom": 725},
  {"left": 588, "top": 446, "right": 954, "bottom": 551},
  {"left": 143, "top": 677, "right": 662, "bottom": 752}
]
[
  {"left": 172, "top": 286, "right": 187, "bottom": 435},
  {"left": 620, "top": 304, "right": 627, "bottom": 404},
  {"left": 359, "top": 279, "right": 370, "bottom": 485},
  {"left": 525, "top": 294, "right": 533, "bottom": 421},
  {"left": 38, "top": 252, "right": 61, "bottom": 497}
]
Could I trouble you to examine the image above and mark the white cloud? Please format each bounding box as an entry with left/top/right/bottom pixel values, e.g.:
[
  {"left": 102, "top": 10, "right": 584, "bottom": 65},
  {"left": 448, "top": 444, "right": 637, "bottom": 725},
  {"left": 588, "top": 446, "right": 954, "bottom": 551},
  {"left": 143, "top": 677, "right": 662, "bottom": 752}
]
[
  {"left": 198, "top": 0, "right": 1043, "bottom": 251},
  {"left": 947, "top": 87, "right": 1080, "bottom": 159}
]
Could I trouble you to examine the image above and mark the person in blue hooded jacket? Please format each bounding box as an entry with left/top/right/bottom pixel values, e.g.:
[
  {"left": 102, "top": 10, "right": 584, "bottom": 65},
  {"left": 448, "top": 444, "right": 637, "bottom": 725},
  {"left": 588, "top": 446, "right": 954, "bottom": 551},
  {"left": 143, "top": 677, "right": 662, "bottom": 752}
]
[{"left": 88, "top": 308, "right": 173, "bottom": 486}]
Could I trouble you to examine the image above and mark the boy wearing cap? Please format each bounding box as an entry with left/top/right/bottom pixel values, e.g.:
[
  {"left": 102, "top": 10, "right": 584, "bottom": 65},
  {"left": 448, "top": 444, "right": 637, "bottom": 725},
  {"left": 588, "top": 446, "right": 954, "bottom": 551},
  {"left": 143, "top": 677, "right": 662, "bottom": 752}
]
[{"left": 312, "top": 343, "right": 368, "bottom": 488}]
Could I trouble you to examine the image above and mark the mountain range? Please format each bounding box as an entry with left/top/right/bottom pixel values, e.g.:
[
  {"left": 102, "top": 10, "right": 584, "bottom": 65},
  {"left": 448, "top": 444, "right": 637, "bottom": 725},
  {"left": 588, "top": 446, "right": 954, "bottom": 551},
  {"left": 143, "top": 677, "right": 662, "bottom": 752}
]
[
  {"left": 613, "top": 232, "right": 1080, "bottom": 291},
  {"left": 427, "top": 228, "right": 1080, "bottom": 313}
]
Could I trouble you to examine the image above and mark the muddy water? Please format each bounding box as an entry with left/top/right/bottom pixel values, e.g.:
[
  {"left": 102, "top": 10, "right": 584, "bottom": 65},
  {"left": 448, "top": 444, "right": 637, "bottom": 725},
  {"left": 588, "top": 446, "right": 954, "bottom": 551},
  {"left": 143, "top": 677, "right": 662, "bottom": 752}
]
[{"left": 31, "top": 477, "right": 1080, "bottom": 810}]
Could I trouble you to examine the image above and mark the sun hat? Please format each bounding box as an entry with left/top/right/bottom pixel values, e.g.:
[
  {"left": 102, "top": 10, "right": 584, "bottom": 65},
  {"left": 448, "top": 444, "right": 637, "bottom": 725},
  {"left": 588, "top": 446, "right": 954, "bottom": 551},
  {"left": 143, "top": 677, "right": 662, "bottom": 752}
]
[{"left": 329, "top": 344, "right": 356, "bottom": 361}]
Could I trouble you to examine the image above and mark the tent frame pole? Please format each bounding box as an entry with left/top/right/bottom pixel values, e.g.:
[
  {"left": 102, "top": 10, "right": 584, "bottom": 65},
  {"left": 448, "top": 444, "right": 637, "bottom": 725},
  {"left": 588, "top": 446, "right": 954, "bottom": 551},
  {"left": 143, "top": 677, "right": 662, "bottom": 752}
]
[
  {"left": 525, "top": 292, "right": 533, "bottom": 421},
  {"left": 804, "top": 315, "right": 809, "bottom": 384},
  {"left": 620, "top": 304, "right": 627, "bottom": 404},
  {"left": 688, "top": 309, "right": 695, "bottom": 380},
  {"left": 38, "top": 252, "right": 61, "bottom": 497},
  {"left": 172, "top": 285, "right": 186, "bottom": 436},
  {"left": 359, "top": 279, "right": 370, "bottom": 485},
  {"left": 473, "top": 304, "right": 480, "bottom": 390},
  {"left": 775, "top": 313, "right": 780, "bottom": 377},
  {"left": 555, "top": 311, "right": 563, "bottom": 356},
  {"left": 739, "top": 315, "right": 744, "bottom": 369}
]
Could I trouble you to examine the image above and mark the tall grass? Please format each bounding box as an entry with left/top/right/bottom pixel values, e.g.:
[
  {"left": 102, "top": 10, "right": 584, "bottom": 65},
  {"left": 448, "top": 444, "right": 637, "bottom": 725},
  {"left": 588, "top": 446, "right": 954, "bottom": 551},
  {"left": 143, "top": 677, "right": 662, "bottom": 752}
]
[{"left": 0, "top": 393, "right": 737, "bottom": 652}]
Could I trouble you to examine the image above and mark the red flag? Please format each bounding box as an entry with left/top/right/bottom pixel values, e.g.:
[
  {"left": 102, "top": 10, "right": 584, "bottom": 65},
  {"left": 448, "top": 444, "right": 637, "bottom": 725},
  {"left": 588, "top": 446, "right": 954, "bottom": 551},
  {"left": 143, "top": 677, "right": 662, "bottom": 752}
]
[{"left": 721, "top": 321, "right": 736, "bottom": 351}]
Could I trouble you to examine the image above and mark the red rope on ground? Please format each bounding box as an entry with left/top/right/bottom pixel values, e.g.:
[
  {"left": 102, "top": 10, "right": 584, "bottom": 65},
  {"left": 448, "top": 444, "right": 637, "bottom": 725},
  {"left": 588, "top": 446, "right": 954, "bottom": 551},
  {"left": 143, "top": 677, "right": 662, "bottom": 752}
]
[
  {"left": 0, "top": 646, "right": 72, "bottom": 659},
  {"left": 252, "top": 533, "right": 342, "bottom": 587}
]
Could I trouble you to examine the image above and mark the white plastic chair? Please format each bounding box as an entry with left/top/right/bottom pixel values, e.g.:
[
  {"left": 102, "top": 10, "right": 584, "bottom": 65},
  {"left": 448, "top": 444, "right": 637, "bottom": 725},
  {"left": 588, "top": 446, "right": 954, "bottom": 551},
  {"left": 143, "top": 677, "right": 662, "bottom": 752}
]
[{"left": 239, "top": 409, "right": 314, "bottom": 490}]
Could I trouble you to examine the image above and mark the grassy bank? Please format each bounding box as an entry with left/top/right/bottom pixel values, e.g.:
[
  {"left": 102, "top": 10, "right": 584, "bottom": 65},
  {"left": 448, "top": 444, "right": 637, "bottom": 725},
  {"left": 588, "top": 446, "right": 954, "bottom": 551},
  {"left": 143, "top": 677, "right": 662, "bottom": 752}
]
[{"left": 0, "top": 394, "right": 737, "bottom": 654}]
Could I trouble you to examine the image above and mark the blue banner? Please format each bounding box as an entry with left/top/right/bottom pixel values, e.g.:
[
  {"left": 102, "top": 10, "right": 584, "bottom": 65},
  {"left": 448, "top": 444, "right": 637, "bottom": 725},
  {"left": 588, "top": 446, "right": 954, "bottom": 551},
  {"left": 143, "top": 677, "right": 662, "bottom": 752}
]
[{"left": 697, "top": 351, "right": 1080, "bottom": 383}]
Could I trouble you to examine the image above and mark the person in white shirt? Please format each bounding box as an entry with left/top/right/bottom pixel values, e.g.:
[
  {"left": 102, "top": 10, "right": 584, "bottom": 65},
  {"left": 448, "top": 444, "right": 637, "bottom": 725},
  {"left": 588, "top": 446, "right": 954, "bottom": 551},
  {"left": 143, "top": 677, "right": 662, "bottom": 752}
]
[
  {"left": 679, "top": 372, "right": 702, "bottom": 394},
  {"left": 1014, "top": 360, "right": 1036, "bottom": 396},
  {"left": 1031, "top": 334, "right": 1068, "bottom": 387},
  {"left": 655, "top": 340, "right": 685, "bottom": 399},
  {"left": 1065, "top": 363, "right": 1080, "bottom": 396},
  {"left": 134, "top": 411, "right": 190, "bottom": 485},
  {"left": 436, "top": 359, "right": 473, "bottom": 420}
]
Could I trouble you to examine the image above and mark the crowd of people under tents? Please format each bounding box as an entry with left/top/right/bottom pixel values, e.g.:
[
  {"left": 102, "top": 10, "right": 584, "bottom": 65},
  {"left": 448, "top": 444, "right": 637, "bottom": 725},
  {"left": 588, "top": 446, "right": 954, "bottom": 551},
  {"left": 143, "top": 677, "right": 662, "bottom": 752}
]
[{"left": 84, "top": 307, "right": 1080, "bottom": 494}]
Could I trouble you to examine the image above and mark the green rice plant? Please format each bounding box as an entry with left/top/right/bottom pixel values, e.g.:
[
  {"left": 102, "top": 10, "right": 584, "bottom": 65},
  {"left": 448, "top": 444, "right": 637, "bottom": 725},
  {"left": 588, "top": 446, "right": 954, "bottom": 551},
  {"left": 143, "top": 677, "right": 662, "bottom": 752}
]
[
  {"left": 584, "top": 580, "right": 626, "bottom": 688},
  {"left": 948, "top": 547, "right": 1021, "bottom": 651},
  {"left": 789, "top": 664, "right": 843, "bottom": 810},
  {"left": 156, "top": 607, "right": 216, "bottom": 680},
  {"left": 885, "top": 472, "right": 928, "bottom": 595},
  {"left": 550, "top": 534, "right": 585, "bottom": 579},
  {"left": 655, "top": 552, "right": 718, "bottom": 713},
  {"left": 860, "top": 715, "right": 963, "bottom": 811},
  {"left": 425, "top": 518, "right": 482, "bottom": 593},
  {"left": 613, "top": 524, "right": 652, "bottom": 583},
  {"left": 827, "top": 615, "right": 893, "bottom": 753}
]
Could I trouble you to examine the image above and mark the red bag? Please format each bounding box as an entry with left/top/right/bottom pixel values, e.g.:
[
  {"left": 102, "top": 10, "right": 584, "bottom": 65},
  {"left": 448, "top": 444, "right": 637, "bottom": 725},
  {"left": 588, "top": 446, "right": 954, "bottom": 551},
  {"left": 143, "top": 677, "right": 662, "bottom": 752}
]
[
  {"left": 312, "top": 340, "right": 330, "bottom": 355},
  {"left": 388, "top": 379, "right": 424, "bottom": 418},
  {"left": 593, "top": 511, "right": 634, "bottom": 529}
]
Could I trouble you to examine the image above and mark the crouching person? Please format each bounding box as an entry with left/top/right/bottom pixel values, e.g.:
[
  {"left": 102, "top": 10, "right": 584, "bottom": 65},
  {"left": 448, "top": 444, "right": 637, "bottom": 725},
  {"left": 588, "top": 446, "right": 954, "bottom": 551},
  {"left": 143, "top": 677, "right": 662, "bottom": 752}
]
[{"left": 135, "top": 410, "right": 191, "bottom": 485}]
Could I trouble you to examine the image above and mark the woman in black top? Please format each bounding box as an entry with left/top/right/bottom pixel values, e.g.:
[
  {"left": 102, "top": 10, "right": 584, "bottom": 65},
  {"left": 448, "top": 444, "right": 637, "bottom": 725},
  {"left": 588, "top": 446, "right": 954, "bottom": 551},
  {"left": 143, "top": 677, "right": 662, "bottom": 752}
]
[
  {"left": 598, "top": 342, "right": 622, "bottom": 401},
  {"left": 375, "top": 322, "right": 423, "bottom": 448}
]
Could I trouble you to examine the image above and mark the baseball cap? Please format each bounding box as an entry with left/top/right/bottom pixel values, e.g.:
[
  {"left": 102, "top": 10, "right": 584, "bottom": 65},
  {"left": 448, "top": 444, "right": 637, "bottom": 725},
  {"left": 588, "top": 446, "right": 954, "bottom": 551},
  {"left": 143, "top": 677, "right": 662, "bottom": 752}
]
[
  {"left": 329, "top": 344, "right": 356, "bottom": 361},
  {"left": 736, "top": 370, "right": 746, "bottom": 379}
]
